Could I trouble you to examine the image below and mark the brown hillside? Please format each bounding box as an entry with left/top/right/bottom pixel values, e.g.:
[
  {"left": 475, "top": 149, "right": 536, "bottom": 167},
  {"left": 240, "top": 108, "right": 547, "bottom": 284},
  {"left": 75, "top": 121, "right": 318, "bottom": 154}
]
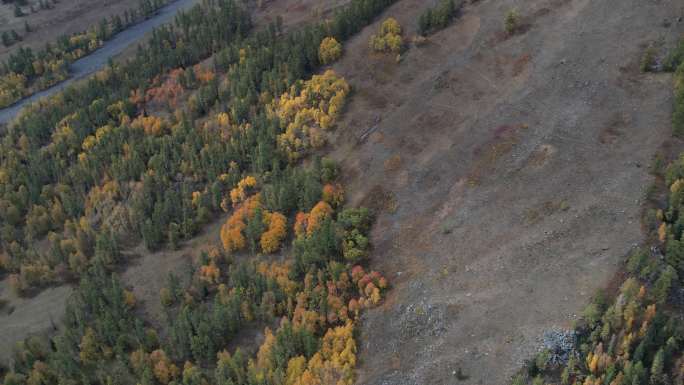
[{"left": 326, "top": 0, "right": 683, "bottom": 383}]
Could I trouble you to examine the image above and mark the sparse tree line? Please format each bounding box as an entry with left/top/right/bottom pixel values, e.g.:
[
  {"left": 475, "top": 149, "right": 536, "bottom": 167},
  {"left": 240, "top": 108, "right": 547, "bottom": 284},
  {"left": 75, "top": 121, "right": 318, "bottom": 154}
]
[
  {"left": 0, "top": 0, "right": 171, "bottom": 108},
  {"left": 2, "top": 0, "right": 55, "bottom": 47},
  {"left": 512, "top": 270, "right": 683, "bottom": 385},
  {"left": 0, "top": 0, "right": 397, "bottom": 383},
  {"left": 511, "top": 176, "right": 684, "bottom": 384},
  {"left": 637, "top": 39, "right": 684, "bottom": 136},
  {"left": 509, "top": 40, "right": 684, "bottom": 385},
  {"left": 2, "top": 0, "right": 57, "bottom": 23}
]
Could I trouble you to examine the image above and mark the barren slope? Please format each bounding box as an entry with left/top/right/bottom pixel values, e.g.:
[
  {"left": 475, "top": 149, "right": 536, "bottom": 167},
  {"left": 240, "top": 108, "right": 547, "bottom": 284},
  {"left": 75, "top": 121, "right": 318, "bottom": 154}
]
[{"left": 327, "top": 0, "right": 684, "bottom": 384}]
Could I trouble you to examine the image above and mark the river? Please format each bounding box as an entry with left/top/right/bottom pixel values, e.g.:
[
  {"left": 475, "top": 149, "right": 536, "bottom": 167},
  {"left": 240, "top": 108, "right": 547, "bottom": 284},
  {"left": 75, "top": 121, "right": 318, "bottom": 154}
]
[{"left": 0, "top": 0, "right": 199, "bottom": 125}]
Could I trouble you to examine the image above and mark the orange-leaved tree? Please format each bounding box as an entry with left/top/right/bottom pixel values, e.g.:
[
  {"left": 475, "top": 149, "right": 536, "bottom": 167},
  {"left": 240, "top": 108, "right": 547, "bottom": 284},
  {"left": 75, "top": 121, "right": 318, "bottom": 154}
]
[
  {"left": 261, "top": 211, "right": 287, "bottom": 253},
  {"left": 307, "top": 201, "right": 333, "bottom": 235},
  {"left": 220, "top": 194, "right": 261, "bottom": 253}
]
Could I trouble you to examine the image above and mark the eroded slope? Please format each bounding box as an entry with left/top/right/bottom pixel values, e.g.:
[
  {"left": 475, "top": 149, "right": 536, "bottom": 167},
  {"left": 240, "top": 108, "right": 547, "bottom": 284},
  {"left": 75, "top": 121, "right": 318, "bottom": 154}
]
[{"left": 327, "top": 0, "right": 683, "bottom": 383}]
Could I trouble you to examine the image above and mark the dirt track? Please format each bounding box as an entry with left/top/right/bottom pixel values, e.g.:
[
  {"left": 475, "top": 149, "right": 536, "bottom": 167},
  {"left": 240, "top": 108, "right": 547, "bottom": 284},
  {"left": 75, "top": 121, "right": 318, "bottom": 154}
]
[{"left": 328, "top": 0, "right": 684, "bottom": 383}]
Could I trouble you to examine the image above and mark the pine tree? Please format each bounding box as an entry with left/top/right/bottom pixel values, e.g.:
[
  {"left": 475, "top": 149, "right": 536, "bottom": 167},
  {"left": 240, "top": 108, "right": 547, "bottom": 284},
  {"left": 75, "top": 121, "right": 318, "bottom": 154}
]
[
  {"left": 418, "top": 9, "right": 432, "bottom": 35},
  {"left": 245, "top": 206, "right": 265, "bottom": 254},
  {"left": 650, "top": 348, "right": 665, "bottom": 384},
  {"left": 1, "top": 31, "right": 12, "bottom": 47},
  {"left": 10, "top": 30, "right": 21, "bottom": 42},
  {"left": 14, "top": 4, "right": 24, "bottom": 17}
]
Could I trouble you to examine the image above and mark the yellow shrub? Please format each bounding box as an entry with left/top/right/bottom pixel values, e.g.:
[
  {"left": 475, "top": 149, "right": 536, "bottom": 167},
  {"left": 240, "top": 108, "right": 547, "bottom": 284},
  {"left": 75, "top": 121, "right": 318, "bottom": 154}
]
[
  {"left": 319, "top": 37, "right": 342, "bottom": 64},
  {"left": 370, "top": 17, "right": 404, "bottom": 54},
  {"left": 261, "top": 212, "right": 287, "bottom": 253},
  {"left": 276, "top": 71, "right": 350, "bottom": 161}
]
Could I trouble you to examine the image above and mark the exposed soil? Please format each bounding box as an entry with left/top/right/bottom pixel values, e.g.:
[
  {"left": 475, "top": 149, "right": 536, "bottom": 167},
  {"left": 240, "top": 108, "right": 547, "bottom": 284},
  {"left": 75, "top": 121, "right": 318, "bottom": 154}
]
[
  {"left": 253, "top": 0, "right": 350, "bottom": 29},
  {"left": 119, "top": 212, "right": 227, "bottom": 330},
  {"left": 326, "top": 0, "right": 684, "bottom": 384},
  {"left": 0, "top": 280, "right": 70, "bottom": 363}
]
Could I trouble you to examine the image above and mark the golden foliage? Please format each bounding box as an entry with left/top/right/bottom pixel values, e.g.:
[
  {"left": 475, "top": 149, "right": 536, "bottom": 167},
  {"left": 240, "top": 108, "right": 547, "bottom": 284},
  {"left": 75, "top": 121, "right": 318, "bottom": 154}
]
[
  {"left": 191, "top": 191, "right": 202, "bottom": 207},
  {"left": 220, "top": 194, "right": 262, "bottom": 253},
  {"left": 370, "top": 17, "right": 404, "bottom": 54},
  {"left": 658, "top": 222, "right": 667, "bottom": 242},
  {"left": 256, "top": 328, "right": 276, "bottom": 370},
  {"left": 27, "top": 361, "right": 51, "bottom": 385},
  {"left": 322, "top": 184, "right": 344, "bottom": 207},
  {"left": 221, "top": 225, "right": 246, "bottom": 253},
  {"left": 261, "top": 211, "right": 288, "bottom": 253},
  {"left": 230, "top": 176, "right": 258, "bottom": 206},
  {"left": 286, "top": 356, "right": 308, "bottom": 385},
  {"left": 292, "top": 293, "right": 324, "bottom": 333},
  {"left": 307, "top": 201, "right": 333, "bottom": 235},
  {"left": 217, "top": 112, "right": 230, "bottom": 127},
  {"left": 380, "top": 17, "right": 402, "bottom": 36},
  {"left": 288, "top": 322, "right": 357, "bottom": 385},
  {"left": 150, "top": 349, "right": 179, "bottom": 384},
  {"left": 160, "top": 287, "right": 174, "bottom": 307},
  {"left": 129, "top": 348, "right": 149, "bottom": 374},
  {"left": 319, "top": 37, "right": 342, "bottom": 65},
  {"left": 199, "top": 262, "right": 221, "bottom": 284},
  {"left": 257, "top": 261, "right": 298, "bottom": 297},
  {"left": 123, "top": 289, "right": 137, "bottom": 309},
  {"left": 0, "top": 72, "right": 27, "bottom": 107},
  {"left": 670, "top": 178, "right": 684, "bottom": 193},
  {"left": 276, "top": 70, "right": 350, "bottom": 162},
  {"left": 132, "top": 115, "right": 166, "bottom": 136},
  {"left": 181, "top": 361, "right": 203, "bottom": 384},
  {"left": 79, "top": 327, "right": 100, "bottom": 364}
]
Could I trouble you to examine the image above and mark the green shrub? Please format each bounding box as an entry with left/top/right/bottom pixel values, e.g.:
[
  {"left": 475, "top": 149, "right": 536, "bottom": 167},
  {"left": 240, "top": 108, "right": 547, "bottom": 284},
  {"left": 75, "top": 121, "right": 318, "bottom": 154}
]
[
  {"left": 14, "top": 4, "right": 24, "bottom": 17},
  {"left": 663, "top": 40, "right": 684, "bottom": 71},
  {"left": 673, "top": 65, "right": 684, "bottom": 136},
  {"left": 640, "top": 47, "right": 657, "bottom": 72},
  {"left": 653, "top": 265, "right": 678, "bottom": 304},
  {"left": 511, "top": 373, "right": 527, "bottom": 385},
  {"left": 504, "top": 9, "right": 520, "bottom": 35}
]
